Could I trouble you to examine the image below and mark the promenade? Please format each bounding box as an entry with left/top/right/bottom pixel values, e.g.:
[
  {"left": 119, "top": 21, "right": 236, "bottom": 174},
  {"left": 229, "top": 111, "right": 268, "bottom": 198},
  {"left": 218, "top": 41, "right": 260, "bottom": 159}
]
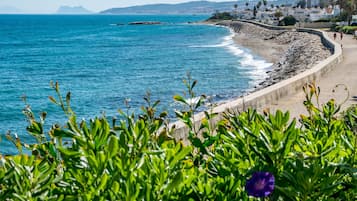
[{"left": 261, "top": 33, "right": 357, "bottom": 118}]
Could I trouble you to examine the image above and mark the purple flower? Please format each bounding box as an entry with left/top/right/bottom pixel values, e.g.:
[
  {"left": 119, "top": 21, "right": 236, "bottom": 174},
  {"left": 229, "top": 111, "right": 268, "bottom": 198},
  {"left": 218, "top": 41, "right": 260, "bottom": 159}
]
[{"left": 245, "top": 171, "right": 275, "bottom": 197}]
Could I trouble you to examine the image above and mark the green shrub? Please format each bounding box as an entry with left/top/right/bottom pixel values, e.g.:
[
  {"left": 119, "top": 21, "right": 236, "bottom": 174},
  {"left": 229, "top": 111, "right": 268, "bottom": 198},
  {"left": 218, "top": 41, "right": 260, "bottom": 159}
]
[
  {"left": 278, "top": 15, "right": 297, "bottom": 26},
  {"left": 0, "top": 81, "right": 356, "bottom": 200},
  {"left": 342, "top": 26, "right": 357, "bottom": 34},
  {"left": 208, "top": 12, "right": 234, "bottom": 21},
  {"left": 330, "top": 24, "right": 342, "bottom": 32}
]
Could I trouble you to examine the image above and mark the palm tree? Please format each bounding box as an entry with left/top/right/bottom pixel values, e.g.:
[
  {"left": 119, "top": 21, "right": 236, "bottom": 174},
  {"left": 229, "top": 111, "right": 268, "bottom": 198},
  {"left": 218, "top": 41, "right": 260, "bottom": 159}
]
[
  {"left": 234, "top": 4, "right": 238, "bottom": 18},
  {"left": 262, "top": 0, "right": 268, "bottom": 11},
  {"left": 257, "top": 1, "right": 262, "bottom": 10},
  {"left": 263, "top": 0, "right": 268, "bottom": 7},
  {"left": 339, "top": 0, "right": 357, "bottom": 25},
  {"left": 253, "top": 5, "right": 257, "bottom": 18}
]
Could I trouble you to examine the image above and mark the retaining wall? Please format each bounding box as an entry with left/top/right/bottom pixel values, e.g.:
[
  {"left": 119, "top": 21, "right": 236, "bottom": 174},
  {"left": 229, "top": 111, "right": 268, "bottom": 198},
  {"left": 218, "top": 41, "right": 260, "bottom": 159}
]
[{"left": 172, "top": 21, "right": 343, "bottom": 143}]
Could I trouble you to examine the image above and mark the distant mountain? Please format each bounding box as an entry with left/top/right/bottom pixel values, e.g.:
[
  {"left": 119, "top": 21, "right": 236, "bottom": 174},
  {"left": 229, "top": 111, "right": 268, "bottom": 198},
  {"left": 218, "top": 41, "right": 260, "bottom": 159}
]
[
  {"left": 0, "top": 6, "right": 23, "bottom": 14},
  {"left": 101, "top": 0, "right": 293, "bottom": 15},
  {"left": 56, "top": 6, "right": 93, "bottom": 14}
]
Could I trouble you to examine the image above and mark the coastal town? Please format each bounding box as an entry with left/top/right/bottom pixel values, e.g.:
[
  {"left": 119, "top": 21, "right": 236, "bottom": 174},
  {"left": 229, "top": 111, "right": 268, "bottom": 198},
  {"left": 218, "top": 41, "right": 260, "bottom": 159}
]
[{"left": 211, "top": 0, "right": 357, "bottom": 37}]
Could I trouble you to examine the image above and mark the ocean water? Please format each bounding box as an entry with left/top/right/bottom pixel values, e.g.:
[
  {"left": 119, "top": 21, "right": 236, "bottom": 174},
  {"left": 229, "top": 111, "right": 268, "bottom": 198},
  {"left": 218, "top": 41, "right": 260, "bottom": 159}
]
[{"left": 0, "top": 15, "right": 271, "bottom": 154}]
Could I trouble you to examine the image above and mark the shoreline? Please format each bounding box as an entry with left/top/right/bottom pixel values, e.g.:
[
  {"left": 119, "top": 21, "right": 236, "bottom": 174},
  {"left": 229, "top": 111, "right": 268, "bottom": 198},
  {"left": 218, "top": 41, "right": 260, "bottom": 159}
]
[
  {"left": 172, "top": 22, "right": 342, "bottom": 141},
  {"left": 232, "top": 34, "right": 287, "bottom": 64},
  {"left": 216, "top": 20, "right": 332, "bottom": 90},
  {"left": 231, "top": 27, "right": 287, "bottom": 64}
]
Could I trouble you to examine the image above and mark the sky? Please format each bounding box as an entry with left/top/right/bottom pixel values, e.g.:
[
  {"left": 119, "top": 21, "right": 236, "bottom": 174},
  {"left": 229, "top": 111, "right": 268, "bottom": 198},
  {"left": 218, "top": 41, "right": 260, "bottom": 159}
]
[{"left": 0, "top": 0, "right": 232, "bottom": 13}]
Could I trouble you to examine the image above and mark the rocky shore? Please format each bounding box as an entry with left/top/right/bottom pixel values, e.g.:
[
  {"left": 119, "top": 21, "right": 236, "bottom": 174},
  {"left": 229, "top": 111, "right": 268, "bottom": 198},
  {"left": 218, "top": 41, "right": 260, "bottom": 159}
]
[{"left": 217, "top": 21, "right": 332, "bottom": 90}]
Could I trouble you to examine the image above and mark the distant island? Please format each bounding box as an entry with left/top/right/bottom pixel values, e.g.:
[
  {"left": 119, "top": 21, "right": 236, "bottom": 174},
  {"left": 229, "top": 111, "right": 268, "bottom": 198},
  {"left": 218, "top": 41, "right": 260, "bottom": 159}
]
[
  {"left": 56, "top": 6, "right": 93, "bottom": 14},
  {"left": 100, "top": 0, "right": 288, "bottom": 15}
]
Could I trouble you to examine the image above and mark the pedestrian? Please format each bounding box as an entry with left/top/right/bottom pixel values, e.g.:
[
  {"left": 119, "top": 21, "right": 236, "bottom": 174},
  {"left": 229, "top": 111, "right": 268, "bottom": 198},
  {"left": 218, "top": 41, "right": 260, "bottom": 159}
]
[
  {"left": 340, "top": 32, "right": 343, "bottom": 40},
  {"left": 333, "top": 32, "right": 337, "bottom": 40}
]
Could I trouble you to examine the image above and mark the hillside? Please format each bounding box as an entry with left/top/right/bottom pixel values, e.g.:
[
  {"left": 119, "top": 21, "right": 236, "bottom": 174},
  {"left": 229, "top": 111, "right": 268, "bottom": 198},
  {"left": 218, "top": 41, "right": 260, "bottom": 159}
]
[{"left": 101, "top": 0, "right": 290, "bottom": 15}]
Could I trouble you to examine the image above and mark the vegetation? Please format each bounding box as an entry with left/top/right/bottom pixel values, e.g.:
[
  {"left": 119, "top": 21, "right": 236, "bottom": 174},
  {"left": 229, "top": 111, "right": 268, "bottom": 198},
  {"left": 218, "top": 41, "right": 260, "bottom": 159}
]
[
  {"left": 263, "top": 0, "right": 268, "bottom": 8},
  {"left": 0, "top": 80, "right": 356, "bottom": 200},
  {"left": 253, "top": 6, "right": 257, "bottom": 18},
  {"left": 332, "top": 24, "right": 357, "bottom": 33},
  {"left": 233, "top": 4, "right": 238, "bottom": 18},
  {"left": 257, "top": 1, "right": 262, "bottom": 10},
  {"left": 339, "top": 0, "right": 357, "bottom": 25},
  {"left": 278, "top": 15, "right": 297, "bottom": 26},
  {"left": 274, "top": 11, "right": 284, "bottom": 19},
  {"left": 341, "top": 25, "right": 357, "bottom": 33},
  {"left": 297, "top": 0, "right": 307, "bottom": 9},
  {"left": 208, "top": 12, "right": 234, "bottom": 21}
]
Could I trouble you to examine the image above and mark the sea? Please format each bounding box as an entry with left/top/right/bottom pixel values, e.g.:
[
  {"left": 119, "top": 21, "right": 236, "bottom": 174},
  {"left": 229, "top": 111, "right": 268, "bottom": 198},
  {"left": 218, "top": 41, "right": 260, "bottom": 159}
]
[{"left": 0, "top": 15, "right": 272, "bottom": 154}]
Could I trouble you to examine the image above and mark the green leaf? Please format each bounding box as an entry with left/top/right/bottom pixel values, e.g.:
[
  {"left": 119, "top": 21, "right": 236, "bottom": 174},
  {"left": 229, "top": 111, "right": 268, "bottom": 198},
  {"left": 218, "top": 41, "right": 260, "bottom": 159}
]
[
  {"left": 66, "top": 92, "right": 71, "bottom": 106},
  {"left": 52, "top": 129, "right": 75, "bottom": 138},
  {"left": 167, "top": 171, "right": 183, "bottom": 191},
  {"left": 48, "top": 96, "right": 57, "bottom": 104},
  {"left": 169, "top": 145, "right": 191, "bottom": 169},
  {"left": 108, "top": 136, "right": 119, "bottom": 158},
  {"left": 98, "top": 173, "right": 108, "bottom": 191},
  {"left": 191, "top": 80, "right": 197, "bottom": 89},
  {"left": 58, "top": 147, "right": 81, "bottom": 157},
  {"left": 173, "top": 95, "right": 187, "bottom": 104}
]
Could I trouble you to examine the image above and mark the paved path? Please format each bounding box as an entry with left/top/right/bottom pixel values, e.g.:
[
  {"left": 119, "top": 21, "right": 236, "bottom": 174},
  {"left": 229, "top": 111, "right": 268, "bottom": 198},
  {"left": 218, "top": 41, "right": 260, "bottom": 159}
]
[{"left": 260, "top": 33, "right": 357, "bottom": 118}]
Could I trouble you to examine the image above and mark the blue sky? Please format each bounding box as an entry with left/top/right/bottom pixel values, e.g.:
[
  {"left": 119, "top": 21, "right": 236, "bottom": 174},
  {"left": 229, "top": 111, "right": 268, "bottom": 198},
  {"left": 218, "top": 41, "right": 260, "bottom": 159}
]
[{"left": 0, "top": 0, "right": 231, "bottom": 13}]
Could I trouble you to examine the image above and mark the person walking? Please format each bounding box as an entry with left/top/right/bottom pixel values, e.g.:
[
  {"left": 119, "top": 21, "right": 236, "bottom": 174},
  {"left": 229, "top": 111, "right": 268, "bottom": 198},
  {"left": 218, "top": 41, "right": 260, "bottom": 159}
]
[
  {"left": 340, "top": 32, "right": 343, "bottom": 40},
  {"left": 333, "top": 32, "right": 337, "bottom": 40}
]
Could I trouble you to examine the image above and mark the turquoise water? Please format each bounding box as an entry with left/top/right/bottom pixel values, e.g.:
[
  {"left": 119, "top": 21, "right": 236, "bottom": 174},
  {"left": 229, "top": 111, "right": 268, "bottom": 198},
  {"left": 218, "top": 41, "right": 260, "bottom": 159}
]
[{"left": 0, "top": 15, "right": 271, "bottom": 154}]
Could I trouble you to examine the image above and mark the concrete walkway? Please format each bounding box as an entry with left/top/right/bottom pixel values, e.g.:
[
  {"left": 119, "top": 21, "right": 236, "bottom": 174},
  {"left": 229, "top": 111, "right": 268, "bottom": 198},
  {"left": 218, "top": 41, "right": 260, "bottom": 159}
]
[{"left": 261, "top": 33, "right": 357, "bottom": 118}]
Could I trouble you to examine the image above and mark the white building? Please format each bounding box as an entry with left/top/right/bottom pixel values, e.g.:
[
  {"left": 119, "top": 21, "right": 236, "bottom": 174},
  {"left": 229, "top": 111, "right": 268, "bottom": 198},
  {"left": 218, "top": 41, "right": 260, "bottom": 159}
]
[
  {"left": 293, "top": 7, "right": 309, "bottom": 21},
  {"left": 308, "top": 5, "right": 341, "bottom": 22}
]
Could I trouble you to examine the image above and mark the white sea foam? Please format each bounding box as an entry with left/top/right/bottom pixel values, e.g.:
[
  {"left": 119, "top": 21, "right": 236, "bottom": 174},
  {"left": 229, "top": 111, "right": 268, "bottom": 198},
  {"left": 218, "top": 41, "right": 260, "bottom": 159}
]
[
  {"left": 223, "top": 29, "right": 273, "bottom": 85},
  {"left": 224, "top": 29, "right": 273, "bottom": 83},
  {"left": 240, "top": 53, "right": 273, "bottom": 69},
  {"left": 190, "top": 27, "right": 273, "bottom": 85},
  {"left": 190, "top": 29, "right": 243, "bottom": 54}
]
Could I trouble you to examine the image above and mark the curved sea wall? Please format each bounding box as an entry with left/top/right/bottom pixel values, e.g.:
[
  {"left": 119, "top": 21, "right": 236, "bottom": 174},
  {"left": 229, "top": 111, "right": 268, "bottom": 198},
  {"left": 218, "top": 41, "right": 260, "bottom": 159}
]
[
  {"left": 172, "top": 20, "right": 343, "bottom": 143},
  {"left": 224, "top": 20, "right": 332, "bottom": 89},
  {"left": 232, "top": 20, "right": 335, "bottom": 50}
]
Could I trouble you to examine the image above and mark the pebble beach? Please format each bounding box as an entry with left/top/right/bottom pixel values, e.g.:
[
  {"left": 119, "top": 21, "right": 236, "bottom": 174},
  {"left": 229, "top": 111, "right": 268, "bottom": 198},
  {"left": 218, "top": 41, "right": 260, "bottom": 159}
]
[{"left": 217, "top": 21, "right": 332, "bottom": 90}]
